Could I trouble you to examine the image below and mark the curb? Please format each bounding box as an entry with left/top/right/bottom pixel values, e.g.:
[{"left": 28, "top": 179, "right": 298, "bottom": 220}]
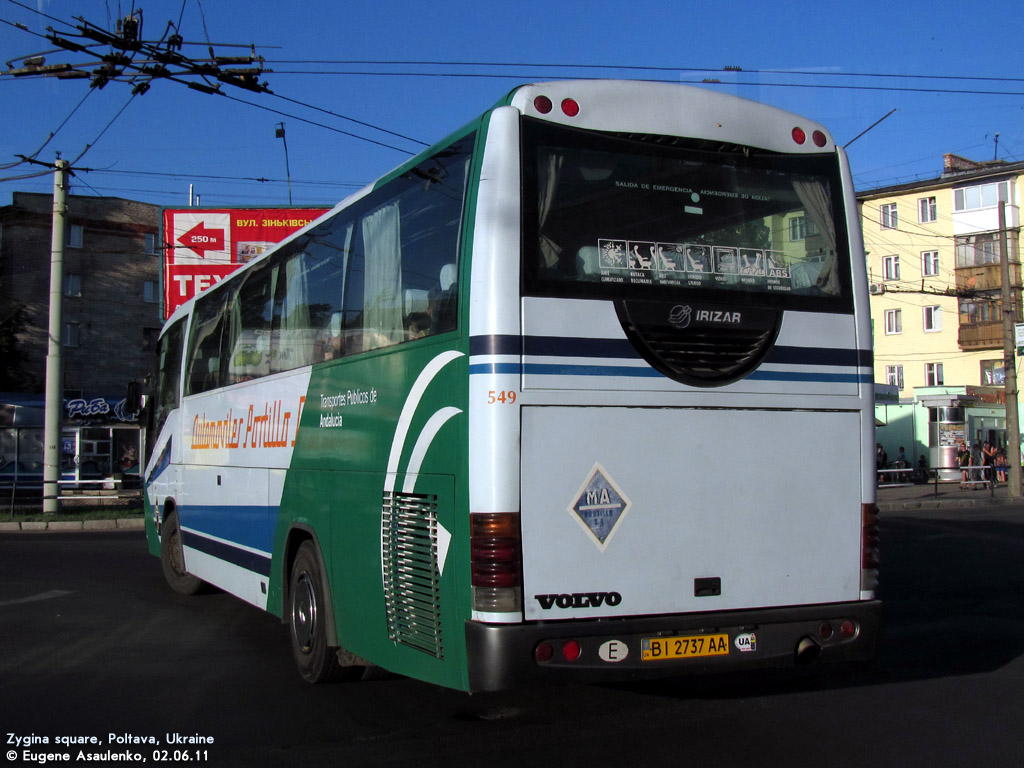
[
  {"left": 0, "top": 518, "right": 145, "bottom": 533},
  {"left": 878, "top": 495, "right": 1022, "bottom": 512}
]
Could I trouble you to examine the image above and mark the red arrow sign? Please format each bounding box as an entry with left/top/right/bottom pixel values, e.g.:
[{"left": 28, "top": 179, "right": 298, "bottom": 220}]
[{"left": 177, "top": 221, "right": 225, "bottom": 257}]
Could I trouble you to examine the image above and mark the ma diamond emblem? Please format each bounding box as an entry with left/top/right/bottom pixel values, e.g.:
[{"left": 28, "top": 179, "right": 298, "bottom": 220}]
[{"left": 569, "top": 463, "right": 631, "bottom": 551}]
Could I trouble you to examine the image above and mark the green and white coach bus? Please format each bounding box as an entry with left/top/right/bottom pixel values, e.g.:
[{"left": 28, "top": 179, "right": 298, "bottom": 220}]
[{"left": 144, "top": 80, "right": 880, "bottom": 691}]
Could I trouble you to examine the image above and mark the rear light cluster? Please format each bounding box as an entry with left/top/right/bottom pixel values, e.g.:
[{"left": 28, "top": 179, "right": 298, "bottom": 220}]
[
  {"left": 471, "top": 512, "right": 523, "bottom": 613},
  {"left": 534, "top": 95, "right": 581, "bottom": 118},
  {"left": 818, "top": 619, "right": 860, "bottom": 642},
  {"left": 792, "top": 126, "right": 828, "bottom": 148},
  {"left": 534, "top": 639, "right": 582, "bottom": 664}
]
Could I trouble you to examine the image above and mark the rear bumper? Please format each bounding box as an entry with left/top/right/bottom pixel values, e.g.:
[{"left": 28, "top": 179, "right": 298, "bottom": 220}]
[{"left": 465, "top": 600, "right": 880, "bottom": 692}]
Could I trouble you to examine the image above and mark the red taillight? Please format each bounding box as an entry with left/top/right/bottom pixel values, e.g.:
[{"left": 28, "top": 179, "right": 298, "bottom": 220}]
[
  {"left": 535, "top": 642, "right": 554, "bottom": 663},
  {"left": 840, "top": 620, "right": 858, "bottom": 639},
  {"left": 471, "top": 513, "right": 522, "bottom": 588},
  {"left": 534, "top": 95, "right": 553, "bottom": 114},
  {"left": 561, "top": 640, "right": 582, "bottom": 662},
  {"left": 792, "top": 127, "right": 807, "bottom": 145},
  {"left": 561, "top": 98, "right": 580, "bottom": 117}
]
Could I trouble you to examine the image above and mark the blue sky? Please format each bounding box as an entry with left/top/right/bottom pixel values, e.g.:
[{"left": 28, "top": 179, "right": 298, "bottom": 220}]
[{"left": 2, "top": 0, "right": 1022, "bottom": 208}]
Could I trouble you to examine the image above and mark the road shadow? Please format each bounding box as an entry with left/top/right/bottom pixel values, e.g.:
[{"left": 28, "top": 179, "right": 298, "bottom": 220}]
[{"left": 608, "top": 507, "right": 1024, "bottom": 700}]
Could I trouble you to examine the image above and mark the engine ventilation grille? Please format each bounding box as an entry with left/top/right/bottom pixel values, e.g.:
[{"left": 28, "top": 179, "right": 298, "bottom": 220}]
[
  {"left": 381, "top": 491, "right": 444, "bottom": 658},
  {"left": 616, "top": 299, "right": 781, "bottom": 387}
]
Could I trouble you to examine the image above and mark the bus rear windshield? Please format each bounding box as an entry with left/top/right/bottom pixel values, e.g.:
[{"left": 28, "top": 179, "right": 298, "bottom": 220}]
[{"left": 521, "top": 118, "right": 853, "bottom": 312}]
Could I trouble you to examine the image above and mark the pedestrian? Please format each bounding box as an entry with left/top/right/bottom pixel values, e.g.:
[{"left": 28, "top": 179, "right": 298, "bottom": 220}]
[
  {"left": 958, "top": 442, "right": 971, "bottom": 488},
  {"left": 982, "top": 441, "right": 996, "bottom": 484}
]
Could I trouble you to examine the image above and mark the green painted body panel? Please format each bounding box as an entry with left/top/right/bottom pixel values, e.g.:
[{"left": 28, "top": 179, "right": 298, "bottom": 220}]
[{"left": 271, "top": 334, "right": 471, "bottom": 689}]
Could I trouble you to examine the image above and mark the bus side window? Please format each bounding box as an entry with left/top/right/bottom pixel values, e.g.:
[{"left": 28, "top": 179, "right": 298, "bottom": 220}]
[
  {"left": 154, "top": 318, "right": 185, "bottom": 434},
  {"left": 185, "top": 288, "right": 231, "bottom": 395},
  {"left": 226, "top": 262, "right": 273, "bottom": 384},
  {"left": 345, "top": 135, "right": 473, "bottom": 351}
]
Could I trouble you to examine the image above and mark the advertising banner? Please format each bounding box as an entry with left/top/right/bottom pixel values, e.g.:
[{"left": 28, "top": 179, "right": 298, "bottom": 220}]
[{"left": 161, "top": 207, "right": 330, "bottom": 319}]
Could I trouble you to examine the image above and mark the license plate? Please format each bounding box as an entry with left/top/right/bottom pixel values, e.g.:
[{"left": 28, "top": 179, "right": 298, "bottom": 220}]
[{"left": 641, "top": 634, "right": 730, "bottom": 661}]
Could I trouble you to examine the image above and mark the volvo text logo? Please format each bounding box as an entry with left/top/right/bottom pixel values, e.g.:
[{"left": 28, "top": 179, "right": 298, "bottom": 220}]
[{"left": 668, "top": 304, "right": 692, "bottom": 329}]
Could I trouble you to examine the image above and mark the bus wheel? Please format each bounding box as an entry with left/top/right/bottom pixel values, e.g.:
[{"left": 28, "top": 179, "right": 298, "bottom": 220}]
[
  {"left": 160, "top": 512, "right": 204, "bottom": 596},
  {"left": 289, "top": 541, "right": 361, "bottom": 683}
]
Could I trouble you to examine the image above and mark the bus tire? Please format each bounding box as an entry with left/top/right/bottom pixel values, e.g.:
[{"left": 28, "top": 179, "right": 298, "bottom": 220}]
[
  {"left": 289, "top": 541, "right": 361, "bottom": 683},
  {"left": 160, "top": 511, "right": 204, "bottom": 596}
]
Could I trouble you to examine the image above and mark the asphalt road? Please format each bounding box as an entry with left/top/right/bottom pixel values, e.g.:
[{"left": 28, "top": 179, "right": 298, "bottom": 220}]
[{"left": 1, "top": 503, "right": 1023, "bottom": 768}]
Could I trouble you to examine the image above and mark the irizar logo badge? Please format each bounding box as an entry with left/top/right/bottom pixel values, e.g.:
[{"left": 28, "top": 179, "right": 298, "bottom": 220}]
[
  {"left": 569, "top": 463, "right": 631, "bottom": 551},
  {"left": 669, "top": 304, "right": 742, "bottom": 328}
]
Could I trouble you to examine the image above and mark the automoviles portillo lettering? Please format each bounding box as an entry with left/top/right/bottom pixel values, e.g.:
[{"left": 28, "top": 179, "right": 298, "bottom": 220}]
[{"left": 191, "top": 398, "right": 305, "bottom": 450}]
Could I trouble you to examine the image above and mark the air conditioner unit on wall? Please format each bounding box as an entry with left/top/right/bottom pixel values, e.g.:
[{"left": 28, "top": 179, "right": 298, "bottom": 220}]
[{"left": 869, "top": 283, "right": 885, "bottom": 295}]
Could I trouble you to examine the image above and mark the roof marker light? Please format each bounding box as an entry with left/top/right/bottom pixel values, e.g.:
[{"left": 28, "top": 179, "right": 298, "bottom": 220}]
[
  {"left": 534, "top": 95, "right": 552, "bottom": 114},
  {"left": 561, "top": 98, "right": 580, "bottom": 117},
  {"left": 812, "top": 130, "right": 828, "bottom": 148},
  {"left": 792, "top": 127, "right": 807, "bottom": 145}
]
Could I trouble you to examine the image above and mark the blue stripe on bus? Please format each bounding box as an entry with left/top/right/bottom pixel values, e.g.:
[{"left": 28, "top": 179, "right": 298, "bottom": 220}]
[
  {"left": 468, "top": 361, "right": 872, "bottom": 384},
  {"left": 178, "top": 505, "right": 275, "bottom": 555},
  {"left": 181, "top": 527, "right": 272, "bottom": 577}
]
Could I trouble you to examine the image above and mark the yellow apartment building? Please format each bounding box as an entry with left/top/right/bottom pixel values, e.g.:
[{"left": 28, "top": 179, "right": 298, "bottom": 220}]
[
  {"left": 858, "top": 154, "right": 1023, "bottom": 469},
  {"left": 859, "top": 154, "right": 1023, "bottom": 394}
]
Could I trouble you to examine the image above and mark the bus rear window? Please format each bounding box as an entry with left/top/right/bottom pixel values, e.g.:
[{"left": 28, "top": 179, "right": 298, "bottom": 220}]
[{"left": 522, "top": 118, "right": 852, "bottom": 311}]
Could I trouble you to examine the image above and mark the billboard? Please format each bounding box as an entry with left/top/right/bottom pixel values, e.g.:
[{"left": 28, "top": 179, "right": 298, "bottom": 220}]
[{"left": 161, "top": 207, "right": 330, "bottom": 319}]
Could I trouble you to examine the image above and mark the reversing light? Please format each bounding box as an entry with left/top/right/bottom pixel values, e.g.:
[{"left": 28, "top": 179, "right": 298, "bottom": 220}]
[
  {"left": 534, "top": 95, "right": 553, "bottom": 114},
  {"left": 791, "top": 127, "right": 807, "bottom": 145},
  {"left": 818, "top": 622, "right": 834, "bottom": 641},
  {"left": 812, "top": 130, "right": 828, "bottom": 148},
  {"left": 561, "top": 98, "right": 580, "bottom": 117}
]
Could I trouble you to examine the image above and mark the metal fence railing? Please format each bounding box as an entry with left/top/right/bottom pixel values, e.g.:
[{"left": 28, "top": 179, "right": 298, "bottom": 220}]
[{"left": 878, "top": 464, "right": 996, "bottom": 498}]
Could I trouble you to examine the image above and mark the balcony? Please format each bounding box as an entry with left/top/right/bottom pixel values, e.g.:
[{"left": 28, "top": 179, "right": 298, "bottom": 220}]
[
  {"left": 956, "top": 263, "right": 1021, "bottom": 293},
  {"left": 958, "top": 321, "right": 1004, "bottom": 351}
]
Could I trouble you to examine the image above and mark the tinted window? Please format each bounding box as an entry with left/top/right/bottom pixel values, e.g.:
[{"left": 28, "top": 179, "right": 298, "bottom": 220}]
[{"left": 522, "top": 119, "right": 852, "bottom": 312}]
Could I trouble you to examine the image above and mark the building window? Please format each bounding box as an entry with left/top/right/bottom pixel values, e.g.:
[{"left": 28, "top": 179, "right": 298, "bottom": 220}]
[
  {"left": 923, "top": 305, "right": 942, "bottom": 332},
  {"left": 880, "top": 203, "right": 898, "bottom": 229},
  {"left": 954, "top": 180, "right": 1011, "bottom": 212},
  {"left": 144, "top": 233, "right": 157, "bottom": 255},
  {"left": 62, "top": 322, "right": 80, "bottom": 347},
  {"left": 67, "top": 224, "right": 83, "bottom": 249},
  {"left": 925, "top": 363, "right": 944, "bottom": 386},
  {"left": 142, "top": 327, "right": 160, "bottom": 351},
  {"left": 144, "top": 281, "right": 159, "bottom": 303},
  {"left": 789, "top": 215, "right": 817, "bottom": 241},
  {"left": 885, "top": 308, "right": 902, "bottom": 335},
  {"left": 955, "top": 231, "right": 1017, "bottom": 268},
  {"left": 922, "top": 250, "right": 940, "bottom": 277},
  {"left": 883, "top": 254, "right": 900, "bottom": 281},
  {"left": 886, "top": 365, "right": 904, "bottom": 390},
  {"left": 960, "top": 298, "right": 1000, "bottom": 324},
  {"left": 918, "top": 196, "right": 937, "bottom": 223},
  {"left": 981, "top": 360, "right": 1005, "bottom": 385},
  {"left": 63, "top": 273, "right": 82, "bottom": 297}
]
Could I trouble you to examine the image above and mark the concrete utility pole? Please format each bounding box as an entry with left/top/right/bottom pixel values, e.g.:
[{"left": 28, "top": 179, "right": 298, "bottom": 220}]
[
  {"left": 43, "top": 158, "right": 69, "bottom": 514},
  {"left": 999, "top": 200, "right": 1022, "bottom": 497}
]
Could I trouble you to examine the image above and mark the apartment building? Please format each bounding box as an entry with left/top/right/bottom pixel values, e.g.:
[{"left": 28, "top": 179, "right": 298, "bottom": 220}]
[
  {"left": 0, "top": 192, "right": 161, "bottom": 486},
  {"left": 859, "top": 154, "right": 1023, "bottom": 468}
]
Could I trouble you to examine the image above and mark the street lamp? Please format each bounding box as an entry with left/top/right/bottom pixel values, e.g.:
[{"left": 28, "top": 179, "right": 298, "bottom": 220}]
[{"left": 275, "top": 122, "right": 293, "bottom": 205}]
